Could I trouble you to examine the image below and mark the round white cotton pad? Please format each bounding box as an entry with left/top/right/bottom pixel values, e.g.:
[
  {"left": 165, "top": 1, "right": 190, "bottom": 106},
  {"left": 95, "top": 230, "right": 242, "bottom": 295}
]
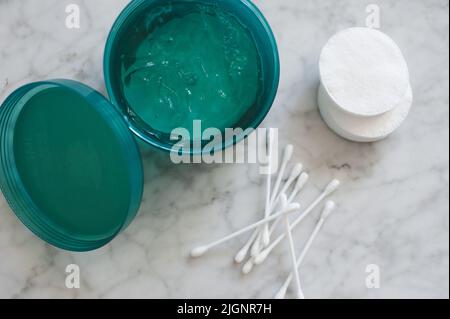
[
  {"left": 319, "top": 27, "right": 410, "bottom": 117},
  {"left": 318, "top": 84, "right": 413, "bottom": 142}
]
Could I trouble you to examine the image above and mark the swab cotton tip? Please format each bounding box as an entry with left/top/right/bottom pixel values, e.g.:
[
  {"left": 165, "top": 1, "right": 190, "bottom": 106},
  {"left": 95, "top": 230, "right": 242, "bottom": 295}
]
[
  {"left": 291, "top": 163, "right": 303, "bottom": 179},
  {"left": 284, "top": 202, "right": 300, "bottom": 211},
  {"left": 234, "top": 230, "right": 258, "bottom": 264},
  {"left": 191, "top": 203, "right": 300, "bottom": 258},
  {"left": 254, "top": 249, "right": 271, "bottom": 265},
  {"left": 242, "top": 259, "right": 254, "bottom": 275},
  {"left": 283, "top": 200, "right": 305, "bottom": 299},
  {"left": 190, "top": 246, "right": 209, "bottom": 258},
  {"left": 235, "top": 247, "right": 249, "bottom": 264},
  {"left": 261, "top": 231, "right": 270, "bottom": 247},
  {"left": 260, "top": 233, "right": 269, "bottom": 250},
  {"left": 295, "top": 173, "right": 309, "bottom": 191},
  {"left": 322, "top": 201, "right": 336, "bottom": 219},
  {"left": 325, "top": 179, "right": 340, "bottom": 194}
]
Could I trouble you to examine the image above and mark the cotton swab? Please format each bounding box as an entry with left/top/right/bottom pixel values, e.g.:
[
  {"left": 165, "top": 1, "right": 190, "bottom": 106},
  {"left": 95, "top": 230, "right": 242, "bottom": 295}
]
[
  {"left": 275, "top": 201, "right": 336, "bottom": 299},
  {"left": 253, "top": 179, "right": 340, "bottom": 265},
  {"left": 234, "top": 230, "right": 259, "bottom": 263},
  {"left": 241, "top": 173, "right": 309, "bottom": 274},
  {"left": 281, "top": 193, "right": 305, "bottom": 299},
  {"left": 258, "top": 129, "right": 277, "bottom": 253},
  {"left": 242, "top": 257, "right": 255, "bottom": 275},
  {"left": 190, "top": 202, "right": 301, "bottom": 258}
]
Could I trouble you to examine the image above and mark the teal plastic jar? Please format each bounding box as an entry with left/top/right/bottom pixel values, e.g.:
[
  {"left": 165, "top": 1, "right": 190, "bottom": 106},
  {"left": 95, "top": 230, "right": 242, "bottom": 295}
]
[{"left": 104, "top": 0, "right": 280, "bottom": 154}]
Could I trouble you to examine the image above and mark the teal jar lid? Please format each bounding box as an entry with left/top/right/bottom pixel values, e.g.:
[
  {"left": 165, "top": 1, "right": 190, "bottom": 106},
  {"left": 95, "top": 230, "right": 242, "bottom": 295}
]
[{"left": 0, "top": 79, "right": 144, "bottom": 251}]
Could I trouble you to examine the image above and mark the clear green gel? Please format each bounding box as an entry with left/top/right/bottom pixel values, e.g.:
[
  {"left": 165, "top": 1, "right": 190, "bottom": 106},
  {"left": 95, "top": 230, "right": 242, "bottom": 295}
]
[
  {"left": 13, "top": 86, "right": 132, "bottom": 239},
  {"left": 120, "top": 2, "right": 262, "bottom": 135}
]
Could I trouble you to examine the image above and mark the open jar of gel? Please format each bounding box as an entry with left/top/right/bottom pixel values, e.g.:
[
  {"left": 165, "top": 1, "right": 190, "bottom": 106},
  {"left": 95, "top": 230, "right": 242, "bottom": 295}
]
[{"left": 104, "top": 0, "right": 280, "bottom": 153}]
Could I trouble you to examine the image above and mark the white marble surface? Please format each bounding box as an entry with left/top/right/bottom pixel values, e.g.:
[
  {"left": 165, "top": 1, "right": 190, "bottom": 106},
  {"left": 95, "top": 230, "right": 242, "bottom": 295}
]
[{"left": 0, "top": 0, "right": 448, "bottom": 299}]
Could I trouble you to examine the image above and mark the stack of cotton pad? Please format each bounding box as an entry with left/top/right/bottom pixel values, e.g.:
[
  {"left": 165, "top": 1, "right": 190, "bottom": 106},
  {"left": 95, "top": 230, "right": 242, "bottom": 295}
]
[{"left": 318, "top": 27, "right": 413, "bottom": 142}]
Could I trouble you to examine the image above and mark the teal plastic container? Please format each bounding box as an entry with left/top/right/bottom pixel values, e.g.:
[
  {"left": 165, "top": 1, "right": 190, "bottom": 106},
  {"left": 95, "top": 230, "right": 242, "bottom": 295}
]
[
  {"left": 0, "top": 80, "right": 143, "bottom": 251},
  {"left": 104, "top": 0, "right": 280, "bottom": 154}
]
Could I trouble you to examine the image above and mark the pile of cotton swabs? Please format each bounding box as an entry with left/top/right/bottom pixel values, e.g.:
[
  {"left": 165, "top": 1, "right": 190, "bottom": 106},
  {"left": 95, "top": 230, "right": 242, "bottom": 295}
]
[{"left": 190, "top": 132, "right": 340, "bottom": 299}]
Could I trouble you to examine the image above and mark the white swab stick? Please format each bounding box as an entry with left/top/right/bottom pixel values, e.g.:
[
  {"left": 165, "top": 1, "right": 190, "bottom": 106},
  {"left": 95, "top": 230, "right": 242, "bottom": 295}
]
[
  {"left": 234, "top": 229, "right": 259, "bottom": 264},
  {"left": 275, "top": 201, "right": 336, "bottom": 299},
  {"left": 261, "top": 130, "right": 277, "bottom": 248},
  {"left": 269, "top": 173, "right": 309, "bottom": 236},
  {"left": 270, "top": 145, "right": 294, "bottom": 205},
  {"left": 190, "top": 202, "right": 301, "bottom": 258},
  {"left": 281, "top": 194, "right": 305, "bottom": 299},
  {"left": 253, "top": 179, "right": 340, "bottom": 265}
]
